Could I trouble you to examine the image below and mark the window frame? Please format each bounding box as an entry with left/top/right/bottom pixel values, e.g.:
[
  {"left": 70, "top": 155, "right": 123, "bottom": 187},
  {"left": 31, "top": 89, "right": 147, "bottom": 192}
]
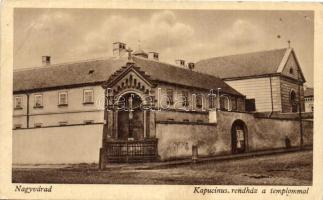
[
  {"left": 14, "top": 124, "right": 22, "bottom": 129},
  {"left": 166, "top": 89, "right": 174, "bottom": 105},
  {"left": 84, "top": 120, "right": 94, "bottom": 124},
  {"left": 14, "top": 96, "right": 23, "bottom": 109},
  {"left": 195, "top": 93, "right": 203, "bottom": 109},
  {"left": 83, "top": 89, "right": 94, "bottom": 104},
  {"left": 58, "top": 91, "right": 68, "bottom": 106},
  {"left": 59, "top": 121, "right": 68, "bottom": 126},
  {"left": 34, "top": 94, "right": 43, "bottom": 108},
  {"left": 208, "top": 95, "right": 216, "bottom": 109},
  {"left": 34, "top": 123, "right": 43, "bottom": 128},
  {"left": 182, "top": 91, "right": 189, "bottom": 107}
]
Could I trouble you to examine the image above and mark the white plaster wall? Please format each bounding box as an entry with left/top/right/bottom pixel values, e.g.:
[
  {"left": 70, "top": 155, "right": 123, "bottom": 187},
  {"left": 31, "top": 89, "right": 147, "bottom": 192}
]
[
  {"left": 13, "top": 124, "right": 103, "bottom": 164},
  {"left": 225, "top": 77, "right": 282, "bottom": 112},
  {"left": 305, "top": 98, "right": 314, "bottom": 112},
  {"left": 29, "top": 111, "right": 104, "bottom": 127}
]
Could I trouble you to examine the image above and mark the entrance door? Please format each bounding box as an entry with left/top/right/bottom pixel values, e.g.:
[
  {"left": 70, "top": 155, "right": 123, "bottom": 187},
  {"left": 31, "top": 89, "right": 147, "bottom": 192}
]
[
  {"left": 231, "top": 120, "right": 247, "bottom": 154},
  {"left": 117, "top": 93, "right": 144, "bottom": 140}
]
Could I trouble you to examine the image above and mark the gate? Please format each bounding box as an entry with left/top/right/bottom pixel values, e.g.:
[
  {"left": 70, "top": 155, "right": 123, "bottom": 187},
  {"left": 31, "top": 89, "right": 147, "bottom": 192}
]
[{"left": 104, "top": 139, "right": 158, "bottom": 163}]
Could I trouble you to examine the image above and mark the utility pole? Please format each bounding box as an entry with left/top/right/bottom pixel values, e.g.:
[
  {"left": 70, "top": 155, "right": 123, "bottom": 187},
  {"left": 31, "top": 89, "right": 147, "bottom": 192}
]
[{"left": 297, "top": 68, "right": 304, "bottom": 149}]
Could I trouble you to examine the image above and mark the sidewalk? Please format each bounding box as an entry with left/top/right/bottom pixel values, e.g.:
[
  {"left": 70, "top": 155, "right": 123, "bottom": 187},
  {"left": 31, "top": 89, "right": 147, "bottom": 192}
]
[
  {"left": 105, "top": 146, "right": 312, "bottom": 170},
  {"left": 13, "top": 146, "right": 312, "bottom": 170}
]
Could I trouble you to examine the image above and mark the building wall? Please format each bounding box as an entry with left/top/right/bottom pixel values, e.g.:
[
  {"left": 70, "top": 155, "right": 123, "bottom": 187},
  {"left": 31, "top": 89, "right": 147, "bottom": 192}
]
[
  {"left": 13, "top": 85, "right": 105, "bottom": 128},
  {"left": 281, "top": 52, "right": 304, "bottom": 81},
  {"left": 13, "top": 124, "right": 103, "bottom": 164},
  {"left": 280, "top": 77, "right": 305, "bottom": 113},
  {"left": 216, "top": 111, "right": 313, "bottom": 151},
  {"left": 225, "top": 76, "right": 281, "bottom": 112},
  {"left": 156, "top": 123, "right": 222, "bottom": 160},
  {"left": 29, "top": 111, "right": 104, "bottom": 127},
  {"left": 154, "top": 82, "right": 245, "bottom": 112},
  {"left": 155, "top": 110, "right": 209, "bottom": 123},
  {"left": 304, "top": 97, "right": 314, "bottom": 112}
]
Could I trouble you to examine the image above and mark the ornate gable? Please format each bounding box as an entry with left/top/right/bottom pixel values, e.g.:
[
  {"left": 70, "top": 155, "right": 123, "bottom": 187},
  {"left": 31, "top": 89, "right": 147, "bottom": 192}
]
[{"left": 102, "top": 62, "right": 156, "bottom": 96}]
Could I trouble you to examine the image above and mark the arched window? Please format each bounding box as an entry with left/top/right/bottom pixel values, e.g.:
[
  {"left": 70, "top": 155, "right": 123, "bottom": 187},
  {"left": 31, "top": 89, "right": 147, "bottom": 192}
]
[{"left": 290, "top": 90, "right": 298, "bottom": 112}]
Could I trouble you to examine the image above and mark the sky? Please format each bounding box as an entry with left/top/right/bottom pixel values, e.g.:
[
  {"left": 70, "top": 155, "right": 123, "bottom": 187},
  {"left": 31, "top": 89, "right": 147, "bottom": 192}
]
[{"left": 14, "top": 9, "right": 314, "bottom": 86}]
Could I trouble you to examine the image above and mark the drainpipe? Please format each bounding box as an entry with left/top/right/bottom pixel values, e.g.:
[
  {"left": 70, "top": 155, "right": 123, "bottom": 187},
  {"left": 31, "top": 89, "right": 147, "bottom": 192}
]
[
  {"left": 297, "top": 69, "right": 304, "bottom": 149},
  {"left": 26, "top": 93, "right": 30, "bottom": 128},
  {"left": 268, "top": 76, "right": 274, "bottom": 118}
]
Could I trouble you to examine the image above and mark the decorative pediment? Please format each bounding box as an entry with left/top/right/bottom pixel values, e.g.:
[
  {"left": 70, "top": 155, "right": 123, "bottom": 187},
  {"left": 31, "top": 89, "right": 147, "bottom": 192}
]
[{"left": 102, "top": 62, "right": 155, "bottom": 96}]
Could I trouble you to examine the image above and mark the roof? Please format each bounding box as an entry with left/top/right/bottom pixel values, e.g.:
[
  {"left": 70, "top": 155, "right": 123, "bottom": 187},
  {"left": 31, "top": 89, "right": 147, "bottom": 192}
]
[
  {"left": 132, "top": 57, "right": 242, "bottom": 96},
  {"left": 13, "top": 56, "right": 243, "bottom": 96},
  {"left": 304, "top": 87, "right": 314, "bottom": 97},
  {"left": 14, "top": 58, "right": 127, "bottom": 92},
  {"left": 195, "top": 48, "right": 290, "bottom": 79}
]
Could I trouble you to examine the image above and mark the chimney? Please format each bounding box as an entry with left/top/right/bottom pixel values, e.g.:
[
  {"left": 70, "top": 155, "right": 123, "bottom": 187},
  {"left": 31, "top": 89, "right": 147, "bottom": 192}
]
[
  {"left": 188, "top": 62, "right": 195, "bottom": 71},
  {"left": 175, "top": 59, "right": 185, "bottom": 68},
  {"left": 113, "top": 42, "right": 127, "bottom": 58},
  {"left": 148, "top": 52, "right": 159, "bottom": 61},
  {"left": 42, "top": 56, "right": 51, "bottom": 65}
]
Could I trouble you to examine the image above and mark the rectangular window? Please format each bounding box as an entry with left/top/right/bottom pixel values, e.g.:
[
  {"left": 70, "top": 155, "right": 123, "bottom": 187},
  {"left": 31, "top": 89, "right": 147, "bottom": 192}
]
[
  {"left": 34, "top": 94, "right": 43, "bottom": 108},
  {"left": 59, "top": 121, "right": 68, "bottom": 126},
  {"left": 84, "top": 120, "right": 94, "bottom": 124},
  {"left": 182, "top": 91, "right": 189, "bottom": 107},
  {"left": 208, "top": 95, "right": 216, "bottom": 109},
  {"left": 166, "top": 89, "right": 174, "bottom": 105},
  {"left": 14, "top": 124, "right": 22, "bottom": 129},
  {"left": 14, "top": 96, "right": 23, "bottom": 109},
  {"left": 58, "top": 91, "right": 68, "bottom": 106},
  {"left": 83, "top": 89, "right": 94, "bottom": 104},
  {"left": 34, "top": 123, "right": 43, "bottom": 128},
  {"left": 196, "top": 94, "right": 203, "bottom": 109}
]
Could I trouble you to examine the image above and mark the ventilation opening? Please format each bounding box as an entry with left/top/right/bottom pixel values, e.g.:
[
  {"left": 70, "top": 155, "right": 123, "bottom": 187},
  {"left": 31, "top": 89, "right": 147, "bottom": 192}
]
[{"left": 84, "top": 120, "right": 94, "bottom": 124}]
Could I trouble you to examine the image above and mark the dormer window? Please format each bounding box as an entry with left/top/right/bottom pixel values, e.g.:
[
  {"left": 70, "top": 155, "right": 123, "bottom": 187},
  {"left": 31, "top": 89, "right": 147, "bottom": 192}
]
[{"left": 289, "top": 68, "right": 294, "bottom": 74}]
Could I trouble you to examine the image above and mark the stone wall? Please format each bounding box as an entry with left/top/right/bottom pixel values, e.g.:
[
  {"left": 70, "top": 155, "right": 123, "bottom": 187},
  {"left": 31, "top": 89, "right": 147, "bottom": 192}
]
[
  {"left": 216, "top": 111, "right": 313, "bottom": 151},
  {"left": 155, "top": 110, "right": 209, "bottom": 123},
  {"left": 156, "top": 123, "right": 226, "bottom": 160},
  {"left": 155, "top": 110, "right": 313, "bottom": 160}
]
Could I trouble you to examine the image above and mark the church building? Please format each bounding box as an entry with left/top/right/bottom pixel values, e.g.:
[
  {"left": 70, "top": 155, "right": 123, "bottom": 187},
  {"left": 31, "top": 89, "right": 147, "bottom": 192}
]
[
  {"left": 195, "top": 48, "right": 306, "bottom": 113},
  {"left": 12, "top": 42, "right": 313, "bottom": 166}
]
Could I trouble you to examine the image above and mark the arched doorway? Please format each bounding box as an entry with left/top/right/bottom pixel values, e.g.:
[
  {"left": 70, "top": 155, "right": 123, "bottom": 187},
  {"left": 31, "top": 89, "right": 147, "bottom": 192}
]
[
  {"left": 117, "top": 93, "right": 144, "bottom": 140},
  {"left": 231, "top": 120, "right": 248, "bottom": 154}
]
